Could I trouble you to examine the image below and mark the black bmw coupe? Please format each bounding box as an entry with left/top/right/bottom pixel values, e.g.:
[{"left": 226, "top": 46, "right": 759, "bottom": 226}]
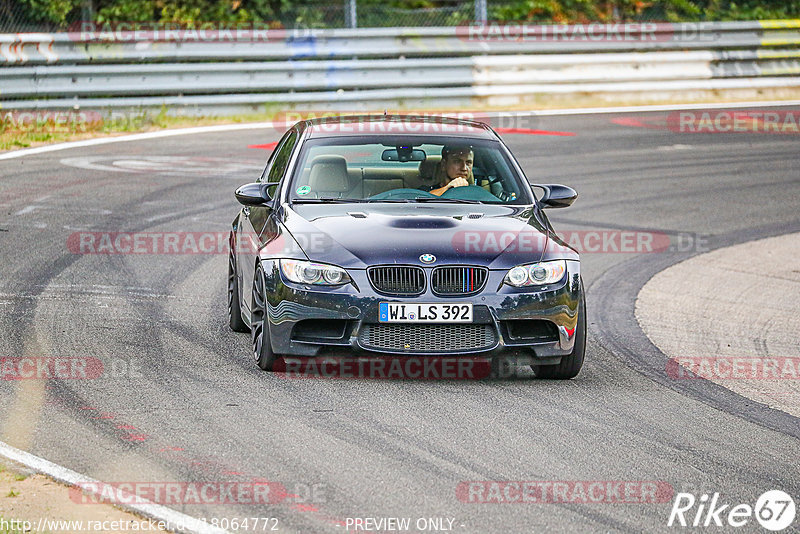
[{"left": 229, "top": 115, "right": 585, "bottom": 378}]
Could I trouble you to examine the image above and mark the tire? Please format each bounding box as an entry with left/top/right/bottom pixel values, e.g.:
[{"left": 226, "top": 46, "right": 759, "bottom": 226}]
[
  {"left": 228, "top": 246, "right": 248, "bottom": 333},
  {"left": 533, "top": 289, "right": 586, "bottom": 380},
  {"left": 251, "top": 263, "right": 279, "bottom": 371}
]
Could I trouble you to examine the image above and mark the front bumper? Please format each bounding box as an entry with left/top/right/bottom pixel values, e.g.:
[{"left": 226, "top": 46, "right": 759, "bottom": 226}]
[{"left": 260, "top": 260, "right": 581, "bottom": 363}]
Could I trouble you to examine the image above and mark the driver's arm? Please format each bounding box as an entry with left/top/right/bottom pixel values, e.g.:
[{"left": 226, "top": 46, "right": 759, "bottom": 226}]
[
  {"left": 430, "top": 177, "right": 469, "bottom": 196},
  {"left": 429, "top": 183, "right": 454, "bottom": 196}
]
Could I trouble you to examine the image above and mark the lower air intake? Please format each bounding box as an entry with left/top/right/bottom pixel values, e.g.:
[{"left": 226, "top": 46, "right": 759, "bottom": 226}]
[{"left": 359, "top": 324, "right": 497, "bottom": 353}]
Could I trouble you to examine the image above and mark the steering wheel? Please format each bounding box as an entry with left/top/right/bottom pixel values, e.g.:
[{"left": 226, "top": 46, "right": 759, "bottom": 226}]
[
  {"left": 368, "top": 188, "right": 438, "bottom": 201},
  {"left": 441, "top": 184, "right": 501, "bottom": 201}
]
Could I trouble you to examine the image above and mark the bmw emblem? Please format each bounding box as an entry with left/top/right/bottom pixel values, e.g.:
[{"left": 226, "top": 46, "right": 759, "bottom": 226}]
[{"left": 419, "top": 253, "right": 436, "bottom": 264}]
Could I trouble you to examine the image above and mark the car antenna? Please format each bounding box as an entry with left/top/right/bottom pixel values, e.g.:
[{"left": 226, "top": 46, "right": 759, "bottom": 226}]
[{"left": 383, "top": 109, "right": 388, "bottom": 116}]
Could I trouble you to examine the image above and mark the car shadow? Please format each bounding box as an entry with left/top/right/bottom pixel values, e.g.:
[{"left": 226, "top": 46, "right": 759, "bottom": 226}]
[{"left": 270, "top": 355, "right": 552, "bottom": 381}]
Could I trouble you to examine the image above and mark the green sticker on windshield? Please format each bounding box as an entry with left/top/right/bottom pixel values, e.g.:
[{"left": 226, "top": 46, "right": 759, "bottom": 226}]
[{"left": 296, "top": 185, "right": 311, "bottom": 196}]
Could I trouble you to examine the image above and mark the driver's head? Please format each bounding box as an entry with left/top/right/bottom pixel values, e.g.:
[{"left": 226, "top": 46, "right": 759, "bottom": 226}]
[{"left": 437, "top": 145, "right": 474, "bottom": 186}]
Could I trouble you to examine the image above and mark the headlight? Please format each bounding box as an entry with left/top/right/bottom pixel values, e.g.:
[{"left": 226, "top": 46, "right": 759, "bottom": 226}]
[
  {"left": 280, "top": 259, "right": 350, "bottom": 286},
  {"left": 504, "top": 260, "right": 566, "bottom": 287}
]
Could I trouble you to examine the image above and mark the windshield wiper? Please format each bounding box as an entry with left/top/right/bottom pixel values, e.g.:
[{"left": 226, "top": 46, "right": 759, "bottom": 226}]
[
  {"left": 293, "top": 197, "right": 484, "bottom": 204},
  {"left": 410, "top": 197, "right": 483, "bottom": 204},
  {"left": 362, "top": 198, "right": 419, "bottom": 203},
  {"left": 292, "top": 198, "right": 366, "bottom": 203}
]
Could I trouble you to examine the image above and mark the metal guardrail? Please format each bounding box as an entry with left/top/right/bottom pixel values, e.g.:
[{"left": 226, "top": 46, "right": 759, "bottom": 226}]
[
  {"left": 3, "top": 21, "right": 800, "bottom": 64},
  {"left": 4, "top": 51, "right": 800, "bottom": 99},
  {"left": 1, "top": 20, "right": 799, "bottom": 112},
  {"left": 0, "top": 58, "right": 475, "bottom": 98}
]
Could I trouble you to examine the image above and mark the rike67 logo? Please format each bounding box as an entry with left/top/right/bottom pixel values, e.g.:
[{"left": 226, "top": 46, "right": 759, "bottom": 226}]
[{"left": 668, "top": 490, "right": 796, "bottom": 531}]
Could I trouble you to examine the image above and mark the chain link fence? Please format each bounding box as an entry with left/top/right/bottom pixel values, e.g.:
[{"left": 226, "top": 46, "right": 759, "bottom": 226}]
[
  {"left": 1, "top": 0, "right": 484, "bottom": 33},
  {"left": 4, "top": 0, "right": 799, "bottom": 33},
  {"left": 356, "top": 2, "right": 473, "bottom": 28}
]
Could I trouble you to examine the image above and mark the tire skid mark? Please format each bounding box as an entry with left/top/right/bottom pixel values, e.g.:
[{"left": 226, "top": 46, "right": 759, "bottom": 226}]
[
  {"left": 213, "top": 375, "right": 639, "bottom": 532},
  {"left": 590, "top": 218, "right": 800, "bottom": 442},
  {"left": 0, "top": 177, "right": 239, "bottom": 473},
  {"left": 148, "top": 265, "right": 370, "bottom": 530},
  {"left": 4, "top": 172, "right": 332, "bottom": 528}
]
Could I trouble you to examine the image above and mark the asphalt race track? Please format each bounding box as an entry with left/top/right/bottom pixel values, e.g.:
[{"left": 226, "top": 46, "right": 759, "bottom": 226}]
[{"left": 1, "top": 109, "right": 799, "bottom": 533}]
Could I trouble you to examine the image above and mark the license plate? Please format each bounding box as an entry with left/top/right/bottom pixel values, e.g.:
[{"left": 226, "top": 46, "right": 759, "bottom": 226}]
[{"left": 379, "top": 303, "right": 473, "bottom": 323}]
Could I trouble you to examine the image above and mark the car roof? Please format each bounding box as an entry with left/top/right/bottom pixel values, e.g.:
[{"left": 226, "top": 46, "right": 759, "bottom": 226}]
[{"left": 303, "top": 114, "right": 498, "bottom": 140}]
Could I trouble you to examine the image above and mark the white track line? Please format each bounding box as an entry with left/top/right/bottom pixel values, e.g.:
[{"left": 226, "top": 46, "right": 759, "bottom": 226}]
[
  {"left": 0, "top": 441, "right": 230, "bottom": 534},
  {"left": 1, "top": 100, "right": 800, "bottom": 161},
  {"left": 0, "top": 122, "right": 273, "bottom": 161},
  {"left": 525, "top": 99, "right": 800, "bottom": 116}
]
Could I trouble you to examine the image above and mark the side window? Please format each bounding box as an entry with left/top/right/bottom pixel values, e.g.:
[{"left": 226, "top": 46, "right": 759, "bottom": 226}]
[
  {"left": 258, "top": 130, "right": 294, "bottom": 182},
  {"left": 263, "top": 130, "right": 298, "bottom": 184}
]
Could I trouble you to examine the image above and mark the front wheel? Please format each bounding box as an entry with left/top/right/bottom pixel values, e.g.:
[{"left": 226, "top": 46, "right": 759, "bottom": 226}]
[
  {"left": 532, "top": 289, "right": 586, "bottom": 380},
  {"left": 228, "top": 246, "right": 248, "bottom": 333},
  {"left": 251, "top": 263, "right": 280, "bottom": 371}
]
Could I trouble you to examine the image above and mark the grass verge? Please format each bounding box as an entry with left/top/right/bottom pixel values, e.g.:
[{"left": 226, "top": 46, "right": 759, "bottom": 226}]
[
  {"left": 0, "top": 106, "right": 280, "bottom": 152},
  {"left": 2, "top": 91, "right": 799, "bottom": 152}
]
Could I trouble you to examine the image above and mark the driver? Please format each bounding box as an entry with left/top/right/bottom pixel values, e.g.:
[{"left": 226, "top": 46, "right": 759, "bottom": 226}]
[{"left": 423, "top": 146, "right": 474, "bottom": 196}]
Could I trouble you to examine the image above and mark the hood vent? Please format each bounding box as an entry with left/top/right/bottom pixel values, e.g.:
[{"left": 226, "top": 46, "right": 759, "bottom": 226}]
[
  {"left": 389, "top": 217, "right": 456, "bottom": 229},
  {"left": 348, "top": 212, "right": 368, "bottom": 218}
]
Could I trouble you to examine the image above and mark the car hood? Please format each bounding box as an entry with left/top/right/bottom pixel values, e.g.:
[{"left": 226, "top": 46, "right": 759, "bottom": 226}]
[{"left": 280, "top": 203, "right": 578, "bottom": 269}]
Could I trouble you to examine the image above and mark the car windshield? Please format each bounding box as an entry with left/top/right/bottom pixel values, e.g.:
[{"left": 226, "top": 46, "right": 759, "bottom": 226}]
[{"left": 288, "top": 136, "right": 532, "bottom": 204}]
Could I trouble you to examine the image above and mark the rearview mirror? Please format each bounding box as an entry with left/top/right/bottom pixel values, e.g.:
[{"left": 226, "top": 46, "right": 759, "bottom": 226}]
[
  {"left": 235, "top": 183, "right": 275, "bottom": 206},
  {"left": 534, "top": 184, "right": 578, "bottom": 208},
  {"left": 382, "top": 148, "right": 426, "bottom": 162}
]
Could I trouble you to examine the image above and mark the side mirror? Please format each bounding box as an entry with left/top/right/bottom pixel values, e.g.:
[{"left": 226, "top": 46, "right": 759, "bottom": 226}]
[
  {"left": 534, "top": 184, "right": 578, "bottom": 208},
  {"left": 235, "top": 183, "right": 277, "bottom": 206}
]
